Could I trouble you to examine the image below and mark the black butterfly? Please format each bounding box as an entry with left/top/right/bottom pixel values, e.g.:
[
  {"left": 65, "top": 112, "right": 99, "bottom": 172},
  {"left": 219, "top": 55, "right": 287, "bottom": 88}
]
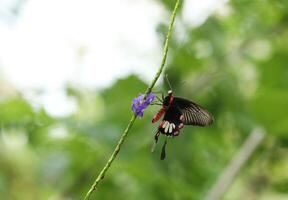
[{"left": 152, "top": 90, "right": 214, "bottom": 160}]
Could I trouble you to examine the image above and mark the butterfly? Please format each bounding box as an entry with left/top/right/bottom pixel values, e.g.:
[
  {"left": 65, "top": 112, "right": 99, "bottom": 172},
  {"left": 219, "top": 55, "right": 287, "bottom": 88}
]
[{"left": 152, "top": 90, "right": 214, "bottom": 160}]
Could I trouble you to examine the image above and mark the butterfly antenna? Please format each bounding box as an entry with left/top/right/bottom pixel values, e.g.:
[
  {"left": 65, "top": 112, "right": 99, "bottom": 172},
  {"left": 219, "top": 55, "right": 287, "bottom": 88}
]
[
  {"left": 160, "top": 136, "right": 168, "bottom": 160},
  {"left": 155, "top": 95, "right": 163, "bottom": 103},
  {"left": 165, "top": 74, "right": 173, "bottom": 91}
]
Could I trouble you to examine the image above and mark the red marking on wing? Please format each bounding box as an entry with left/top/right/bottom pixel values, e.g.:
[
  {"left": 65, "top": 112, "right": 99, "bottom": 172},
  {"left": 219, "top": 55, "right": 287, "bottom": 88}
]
[
  {"left": 152, "top": 107, "right": 166, "bottom": 123},
  {"left": 158, "top": 120, "right": 165, "bottom": 128}
]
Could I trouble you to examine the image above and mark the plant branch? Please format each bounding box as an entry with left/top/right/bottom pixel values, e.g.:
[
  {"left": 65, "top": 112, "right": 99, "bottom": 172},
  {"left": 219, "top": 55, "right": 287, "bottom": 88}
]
[
  {"left": 144, "top": 0, "right": 180, "bottom": 95},
  {"left": 84, "top": 1, "right": 180, "bottom": 199},
  {"left": 204, "top": 127, "right": 266, "bottom": 200}
]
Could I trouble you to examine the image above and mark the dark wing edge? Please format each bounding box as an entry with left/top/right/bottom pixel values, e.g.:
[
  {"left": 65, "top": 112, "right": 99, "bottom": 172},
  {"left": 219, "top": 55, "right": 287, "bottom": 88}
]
[{"left": 174, "top": 97, "right": 214, "bottom": 126}]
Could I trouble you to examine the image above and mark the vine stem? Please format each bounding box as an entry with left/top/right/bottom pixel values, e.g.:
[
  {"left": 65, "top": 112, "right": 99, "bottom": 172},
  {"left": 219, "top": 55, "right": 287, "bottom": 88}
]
[{"left": 84, "top": 1, "right": 180, "bottom": 199}]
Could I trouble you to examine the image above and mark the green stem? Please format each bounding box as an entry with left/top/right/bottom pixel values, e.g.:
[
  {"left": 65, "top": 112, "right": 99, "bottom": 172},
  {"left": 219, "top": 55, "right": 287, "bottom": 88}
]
[
  {"left": 84, "top": 1, "right": 180, "bottom": 199},
  {"left": 144, "top": 0, "right": 180, "bottom": 95}
]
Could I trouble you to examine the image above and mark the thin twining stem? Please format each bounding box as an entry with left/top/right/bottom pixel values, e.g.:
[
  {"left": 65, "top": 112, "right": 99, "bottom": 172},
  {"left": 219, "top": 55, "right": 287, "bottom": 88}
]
[{"left": 83, "top": 1, "right": 180, "bottom": 199}]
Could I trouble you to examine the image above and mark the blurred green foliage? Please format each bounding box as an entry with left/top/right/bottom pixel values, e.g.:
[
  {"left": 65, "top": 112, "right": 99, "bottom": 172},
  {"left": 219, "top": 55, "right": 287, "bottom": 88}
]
[{"left": 0, "top": 0, "right": 288, "bottom": 199}]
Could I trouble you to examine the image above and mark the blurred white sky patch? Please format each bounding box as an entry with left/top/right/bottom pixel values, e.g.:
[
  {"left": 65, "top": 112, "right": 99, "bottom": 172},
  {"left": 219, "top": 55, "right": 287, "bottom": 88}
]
[
  {"left": 182, "top": 0, "right": 229, "bottom": 26},
  {"left": 0, "top": 0, "right": 228, "bottom": 117},
  {"left": 0, "top": 0, "right": 163, "bottom": 90}
]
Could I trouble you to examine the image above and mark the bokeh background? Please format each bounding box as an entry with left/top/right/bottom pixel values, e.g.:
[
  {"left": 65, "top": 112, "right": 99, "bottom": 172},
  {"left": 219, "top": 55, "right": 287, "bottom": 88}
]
[{"left": 1, "top": 0, "right": 288, "bottom": 199}]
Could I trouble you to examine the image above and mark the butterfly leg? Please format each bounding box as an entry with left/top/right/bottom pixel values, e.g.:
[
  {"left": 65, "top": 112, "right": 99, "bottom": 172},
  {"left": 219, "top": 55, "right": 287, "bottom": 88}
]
[{"left": 155, "top": 95, "right": 163, "bottom": 103}]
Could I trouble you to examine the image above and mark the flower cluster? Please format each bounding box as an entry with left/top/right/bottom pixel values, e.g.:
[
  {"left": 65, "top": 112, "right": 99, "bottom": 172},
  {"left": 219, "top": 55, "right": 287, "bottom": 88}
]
[{"left": 131, "top": 93, "right": 155, "bottom": 117}]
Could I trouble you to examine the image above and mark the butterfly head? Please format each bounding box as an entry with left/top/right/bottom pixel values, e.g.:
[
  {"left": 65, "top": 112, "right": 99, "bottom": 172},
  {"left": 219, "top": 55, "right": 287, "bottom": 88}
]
[{"left": 163, "top": 90, "right": 174, "bottom": 107}]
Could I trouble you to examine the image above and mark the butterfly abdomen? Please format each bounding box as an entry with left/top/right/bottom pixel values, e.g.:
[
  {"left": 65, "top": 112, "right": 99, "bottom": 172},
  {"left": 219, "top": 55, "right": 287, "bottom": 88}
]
[{"left": 152, "top": 107, "right": 166, "bottom": 123}]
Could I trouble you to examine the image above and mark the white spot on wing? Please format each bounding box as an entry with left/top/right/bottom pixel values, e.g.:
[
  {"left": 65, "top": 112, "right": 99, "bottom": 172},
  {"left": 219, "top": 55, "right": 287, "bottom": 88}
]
[
  {"left": 163, "top": 121, "right": 168, "bottom": 128},
  {"left": 164, "top": 122, "right": 170, "bottom": 133},
  {"left": 169, "top": 123, "right": 173, "bottom": 133}
]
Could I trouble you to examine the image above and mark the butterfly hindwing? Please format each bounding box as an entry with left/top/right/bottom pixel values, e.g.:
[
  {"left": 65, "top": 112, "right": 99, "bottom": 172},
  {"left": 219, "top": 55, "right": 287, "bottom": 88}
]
[
  {"left": 158, "top": 105, "right": 182, "bottom": 135},
  {"left": 173, "top": 97, "right": 214, "bottom": 126}
]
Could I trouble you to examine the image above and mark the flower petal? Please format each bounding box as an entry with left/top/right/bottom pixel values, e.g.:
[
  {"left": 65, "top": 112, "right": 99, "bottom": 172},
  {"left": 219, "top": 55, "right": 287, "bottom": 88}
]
[{"left": 131, "top": 93, "right": 155, "bottom": 117}]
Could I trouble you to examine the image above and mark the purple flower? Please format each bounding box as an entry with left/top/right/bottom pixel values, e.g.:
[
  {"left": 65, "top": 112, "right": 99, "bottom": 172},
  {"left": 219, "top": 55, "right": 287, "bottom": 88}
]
[{"left": 131, "top": 93, "right": 155, "bottom": 117}]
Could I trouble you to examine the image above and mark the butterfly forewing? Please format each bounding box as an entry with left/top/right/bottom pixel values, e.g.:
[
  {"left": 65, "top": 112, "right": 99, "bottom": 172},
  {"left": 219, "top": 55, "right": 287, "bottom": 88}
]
[{"left": 174, "top": 97, "right": 214, "bottom": 126}]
